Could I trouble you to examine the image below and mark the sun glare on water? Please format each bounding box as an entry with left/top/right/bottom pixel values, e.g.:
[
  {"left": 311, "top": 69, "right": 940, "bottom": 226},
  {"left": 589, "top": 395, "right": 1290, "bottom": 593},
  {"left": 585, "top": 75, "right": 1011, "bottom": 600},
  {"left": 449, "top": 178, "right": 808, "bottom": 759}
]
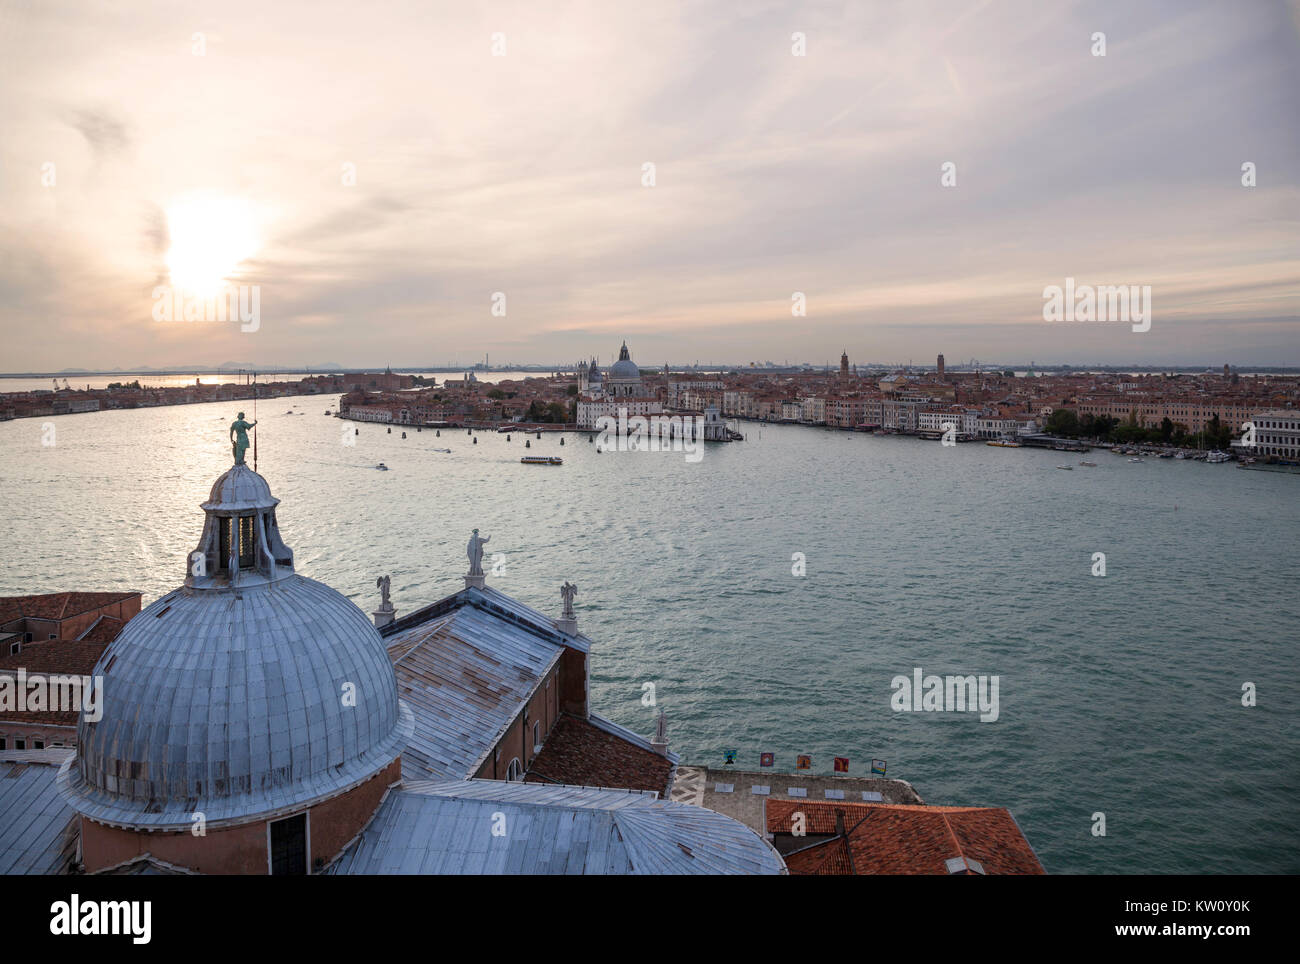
[{"left": 165, "top": 196, "right": 258, "bottom": 296}]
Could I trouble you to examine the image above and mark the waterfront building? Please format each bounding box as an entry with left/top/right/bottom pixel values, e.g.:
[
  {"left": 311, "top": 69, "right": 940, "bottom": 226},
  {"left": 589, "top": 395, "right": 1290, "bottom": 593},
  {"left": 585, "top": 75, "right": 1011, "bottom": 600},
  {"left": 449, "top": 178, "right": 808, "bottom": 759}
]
[
  {"left": 1249, "top": 409, "right": 1300, "bottom": 458},
  {"left": 917, "top": 408, "right": 976, "bottom": 435},
  {"left": 576, "top": 395, "right": 663, "bottom": 430},
  {"left": 576, "top": 341, "right": 664, "bottom": 430},
  {"left": 799, "top": 396, "right": 827, "bottom": 424}
]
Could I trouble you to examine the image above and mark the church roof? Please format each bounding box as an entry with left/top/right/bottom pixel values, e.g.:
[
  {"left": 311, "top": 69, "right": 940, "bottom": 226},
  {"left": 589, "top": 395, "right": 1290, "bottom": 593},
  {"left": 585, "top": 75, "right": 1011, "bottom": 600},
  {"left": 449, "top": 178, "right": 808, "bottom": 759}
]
[
  {"left": 58, "top": 574, "right": 414, "bottom": 829},
  {"left": 328, "top": 779, "right": 786, "bottom": 875},
  {"left": 0, "top": 759, "right": 78, "bottom": 875},
  {"left": 57, "top": 464, "right": 413, "bottom": 831},
  {"left": 202, "top": 463, "right": 279, "bottom": 512},
  {"left": 382, "top": 585, "right": 591, "bottom": 780}
]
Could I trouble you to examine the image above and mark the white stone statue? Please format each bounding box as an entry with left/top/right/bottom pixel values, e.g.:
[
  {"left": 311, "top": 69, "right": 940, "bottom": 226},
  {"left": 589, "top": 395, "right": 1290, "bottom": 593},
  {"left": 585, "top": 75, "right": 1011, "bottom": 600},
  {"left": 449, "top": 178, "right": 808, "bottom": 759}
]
[
  {"left": 467, "top": 529, "right": 490, "bottom": 577},
  {"left": 376, "top": 574, "right": 393, "bottom": 611},
  {"left": 560, "top": 581, "right": 577, "bottom": 620}
]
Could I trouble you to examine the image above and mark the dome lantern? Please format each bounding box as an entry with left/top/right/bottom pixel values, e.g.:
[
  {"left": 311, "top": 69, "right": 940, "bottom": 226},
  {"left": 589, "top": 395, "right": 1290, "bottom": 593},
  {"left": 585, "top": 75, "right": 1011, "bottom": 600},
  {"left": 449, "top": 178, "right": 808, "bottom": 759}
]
[{"left": 188, "top": 463, "right": 295, "bottom": 589}]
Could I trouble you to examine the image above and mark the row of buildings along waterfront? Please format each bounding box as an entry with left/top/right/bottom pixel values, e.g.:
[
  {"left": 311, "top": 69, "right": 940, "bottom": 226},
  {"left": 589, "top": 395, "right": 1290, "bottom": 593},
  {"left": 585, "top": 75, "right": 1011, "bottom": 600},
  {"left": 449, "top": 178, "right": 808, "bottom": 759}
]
[{"left": 330, "top": 350, "right": 1299, "bottom": 451}]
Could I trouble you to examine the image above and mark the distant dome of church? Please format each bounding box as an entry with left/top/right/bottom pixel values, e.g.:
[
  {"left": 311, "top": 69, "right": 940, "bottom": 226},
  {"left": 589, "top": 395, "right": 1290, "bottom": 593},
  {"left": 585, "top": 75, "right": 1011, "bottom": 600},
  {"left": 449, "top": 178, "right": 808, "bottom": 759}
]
[
  {"left": 611, "top": 342, "right": 647, "bottom": 381},
  {"left": 58, "top": 462, "right": 411, "bottom": 830}
]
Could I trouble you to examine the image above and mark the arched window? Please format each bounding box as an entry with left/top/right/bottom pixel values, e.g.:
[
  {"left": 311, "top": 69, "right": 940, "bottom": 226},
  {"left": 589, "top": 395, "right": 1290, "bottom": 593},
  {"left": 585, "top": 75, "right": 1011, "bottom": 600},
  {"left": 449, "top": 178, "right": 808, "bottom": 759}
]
[{"left": 506, "top": 758, "right": 523, "bottom": 782}]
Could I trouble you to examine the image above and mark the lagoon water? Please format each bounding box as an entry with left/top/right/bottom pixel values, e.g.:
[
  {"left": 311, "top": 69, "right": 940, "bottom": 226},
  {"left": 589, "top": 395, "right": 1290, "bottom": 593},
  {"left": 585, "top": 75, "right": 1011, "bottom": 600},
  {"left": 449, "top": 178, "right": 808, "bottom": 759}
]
[{"left": 3, "top": 396, "right": 1297, "bottom": 873}]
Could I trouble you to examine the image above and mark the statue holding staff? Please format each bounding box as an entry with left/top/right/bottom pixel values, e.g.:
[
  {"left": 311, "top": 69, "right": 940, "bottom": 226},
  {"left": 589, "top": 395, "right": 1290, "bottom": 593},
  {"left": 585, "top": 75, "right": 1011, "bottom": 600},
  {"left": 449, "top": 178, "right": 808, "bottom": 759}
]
[{"left": 230, "top": 412, "right": 257, "bottom": 465}]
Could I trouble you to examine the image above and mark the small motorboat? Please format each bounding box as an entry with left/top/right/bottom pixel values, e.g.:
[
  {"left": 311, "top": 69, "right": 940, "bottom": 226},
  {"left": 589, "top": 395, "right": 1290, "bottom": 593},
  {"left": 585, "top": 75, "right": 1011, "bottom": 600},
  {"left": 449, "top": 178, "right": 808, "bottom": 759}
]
[
  {"left": 432, "top": 447, "right": 451, "bottom": 453},
  {"left": 1079, "top": 460, "right": 1097, "bottom": 467},
  {"left": 375, "top": 463, "right": 389, "bottom": 471},
  {"left": 1056, "top": 465, "right": 1073, "bottom": 470},
  {"left": 1128, "top": 457, "right": 1144, "bottom": 463}
]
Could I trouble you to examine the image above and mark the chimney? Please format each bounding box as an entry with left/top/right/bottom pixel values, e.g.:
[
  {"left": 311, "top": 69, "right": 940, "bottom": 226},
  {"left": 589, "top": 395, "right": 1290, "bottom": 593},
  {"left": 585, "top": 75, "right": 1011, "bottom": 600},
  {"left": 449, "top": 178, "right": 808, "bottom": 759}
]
[{"left": 650, "top": 709, "right": 669, "bottom": 757}]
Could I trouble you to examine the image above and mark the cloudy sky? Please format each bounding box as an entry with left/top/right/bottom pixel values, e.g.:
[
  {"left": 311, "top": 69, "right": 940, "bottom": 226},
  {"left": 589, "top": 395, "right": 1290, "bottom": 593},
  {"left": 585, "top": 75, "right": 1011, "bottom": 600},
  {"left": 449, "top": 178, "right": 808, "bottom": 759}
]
[{"left": 2, "top": 0, "right": 1298, "bottom": 371}]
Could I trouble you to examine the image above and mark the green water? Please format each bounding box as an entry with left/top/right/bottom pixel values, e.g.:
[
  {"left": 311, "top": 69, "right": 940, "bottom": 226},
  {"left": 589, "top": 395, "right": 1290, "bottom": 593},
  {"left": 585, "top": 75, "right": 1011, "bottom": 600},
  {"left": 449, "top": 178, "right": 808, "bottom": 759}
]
[{"left": 3, "top": 399, "right": 1296, "bottom": 873}]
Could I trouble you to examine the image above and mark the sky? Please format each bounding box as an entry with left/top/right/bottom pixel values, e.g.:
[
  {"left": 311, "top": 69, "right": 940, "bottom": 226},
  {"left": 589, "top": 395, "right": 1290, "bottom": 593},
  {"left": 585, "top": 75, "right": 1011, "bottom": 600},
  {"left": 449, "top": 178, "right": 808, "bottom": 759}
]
[{"left": 1, "top": 0, "right": 1298, "bottom": 371}]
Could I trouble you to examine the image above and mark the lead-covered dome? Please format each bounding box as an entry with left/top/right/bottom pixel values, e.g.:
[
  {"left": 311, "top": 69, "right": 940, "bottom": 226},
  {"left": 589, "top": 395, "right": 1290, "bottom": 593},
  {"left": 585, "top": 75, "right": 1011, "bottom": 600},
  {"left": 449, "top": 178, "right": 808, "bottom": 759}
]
[
  {"left": 609, "top": 341, "right": 640, "bottom": 379},
  {"left": 58, "top": 460, "right": 411, "bottom": 829}
]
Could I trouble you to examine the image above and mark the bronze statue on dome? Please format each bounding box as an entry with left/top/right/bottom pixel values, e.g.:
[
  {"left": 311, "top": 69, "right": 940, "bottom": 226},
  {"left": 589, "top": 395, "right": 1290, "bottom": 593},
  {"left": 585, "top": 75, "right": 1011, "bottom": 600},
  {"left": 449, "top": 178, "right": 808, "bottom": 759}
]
[{"left": 230, "top": 412, "right": 257, "bottom": 465}]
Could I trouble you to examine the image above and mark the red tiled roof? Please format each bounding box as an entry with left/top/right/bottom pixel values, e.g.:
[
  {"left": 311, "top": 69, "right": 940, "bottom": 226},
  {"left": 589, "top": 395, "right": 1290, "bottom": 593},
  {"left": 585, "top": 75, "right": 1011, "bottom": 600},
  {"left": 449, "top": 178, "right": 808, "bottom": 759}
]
[
  {"left": 0, "top": 639, "right": 108, "bottom": 675},
  {"left": 524, "top": 713, "right": 672, "bottom": 795},
  {"left": 784, "top": 837, "right": 854, "bottom": 875},
  {"left": 0, "top": 640, "right": 108, "bottom": 726},
  {"left": 769, "top": 800, "right": 1044, "bottom": 875},
  {"left": 0, "top": 592, "right": 136, "bottom": 624},
  {"left": 76, "top": 616, "right": 124, "bottom": 643}
]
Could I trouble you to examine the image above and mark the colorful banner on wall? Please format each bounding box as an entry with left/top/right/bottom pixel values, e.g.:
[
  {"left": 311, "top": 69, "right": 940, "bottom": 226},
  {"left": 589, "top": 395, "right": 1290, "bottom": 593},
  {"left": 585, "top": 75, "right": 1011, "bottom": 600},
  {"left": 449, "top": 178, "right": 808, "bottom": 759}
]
[
  {"left": 833, "top": 756, "right": 850, "bottom": 773},
  {"left": 722, "top": 748, "right": 738, "bottom": 765},
  {"left": 759, "top": 752, "right": 775, "bottom": 768},
  {"left": 870, "top": 759, "right": 887, "bottom": 777},
  {"left": 795, "top": 754, "right": 812, "bottom": 771}
]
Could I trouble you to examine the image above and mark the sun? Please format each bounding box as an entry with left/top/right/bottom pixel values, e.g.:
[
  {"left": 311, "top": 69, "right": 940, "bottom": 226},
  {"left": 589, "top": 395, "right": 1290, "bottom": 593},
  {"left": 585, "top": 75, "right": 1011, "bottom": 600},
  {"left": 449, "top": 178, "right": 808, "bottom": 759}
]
[{"left": 165, "top": 196, "right": 258, "bottom": 296}]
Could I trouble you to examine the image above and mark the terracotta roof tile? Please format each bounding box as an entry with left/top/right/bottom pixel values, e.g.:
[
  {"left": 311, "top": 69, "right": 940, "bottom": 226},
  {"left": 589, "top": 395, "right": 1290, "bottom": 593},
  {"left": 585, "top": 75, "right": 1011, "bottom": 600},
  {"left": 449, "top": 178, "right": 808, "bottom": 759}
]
[
  {"left": 0, "top": 640, "right": 108, "bottom": 675},
  {"left": 0, "top": 592, "right": 136, "bottom": 624},
  {"left": 768, "top": 800, "right": 1044, "bottom": 875},
  {"left": 524, "top": 713, "right": 672, "bottom": 795}
]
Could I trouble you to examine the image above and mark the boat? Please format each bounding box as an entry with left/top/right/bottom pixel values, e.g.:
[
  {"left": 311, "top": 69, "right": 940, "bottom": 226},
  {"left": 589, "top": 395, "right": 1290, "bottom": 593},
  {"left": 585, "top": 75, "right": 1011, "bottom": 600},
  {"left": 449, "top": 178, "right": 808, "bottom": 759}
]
[
  {"left": 987, "top": 438, "right": 1021, "bottom": 448},
  {"left": 1206, "top": 450, "right": 1232, "bottom": 463},
  {"left": 521, "top": 456, "right": 563, "bottom": 466},
  {"left": 375, "top": 463, "right": 389, "bottom": 471},
  {"left": 1056, "top": 465, "right": 1073, "bottom": 470},
  {"left": 1128, "top": 457, "right": 1144, "bottom": 463},
  {"left": 1175, "top": 451, "right": 1187, "bottom": 459},
  {"left": 432, "top": 447, "right": 451, "bottom": 453},
  {"left": 1079, "top": 460, "right": 1097, "bottom": 467}
]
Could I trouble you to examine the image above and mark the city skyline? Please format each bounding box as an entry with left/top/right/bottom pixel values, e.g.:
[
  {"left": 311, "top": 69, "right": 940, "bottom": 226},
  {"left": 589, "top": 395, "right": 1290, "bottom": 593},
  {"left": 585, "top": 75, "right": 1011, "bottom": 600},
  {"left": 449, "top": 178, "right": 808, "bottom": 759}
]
[{"left": 3, "top": 0, "right": 1298, "bottom": 372}]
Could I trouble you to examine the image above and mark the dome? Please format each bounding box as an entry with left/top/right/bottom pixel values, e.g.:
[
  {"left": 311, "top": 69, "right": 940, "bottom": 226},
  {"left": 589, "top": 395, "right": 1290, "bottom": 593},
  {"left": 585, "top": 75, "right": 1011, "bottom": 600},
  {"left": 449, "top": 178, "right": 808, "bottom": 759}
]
[
  {"left": 609, "top": 341, "right": 640, "bottom": 380},
  {"left": 59, "top": 573, "right": 411, "bottom": 829},
  {"left": 57, "top": 461, "right": 412, "bottom": 830},
  {"left": 203, "top": 463, "right": 278, "bottom": 512}
]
